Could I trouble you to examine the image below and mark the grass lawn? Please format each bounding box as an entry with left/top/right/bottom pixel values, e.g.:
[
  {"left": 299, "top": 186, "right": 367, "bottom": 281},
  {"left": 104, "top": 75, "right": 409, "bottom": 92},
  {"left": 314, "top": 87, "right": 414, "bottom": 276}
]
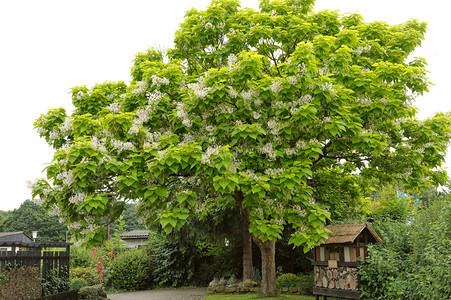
[{"left": 204, "top": 294, "right": 339, "bottom": 300}]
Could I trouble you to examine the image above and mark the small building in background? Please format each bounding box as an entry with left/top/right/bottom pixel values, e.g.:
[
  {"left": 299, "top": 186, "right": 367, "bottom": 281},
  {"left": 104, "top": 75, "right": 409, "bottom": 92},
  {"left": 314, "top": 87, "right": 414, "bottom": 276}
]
[
  {"left": 312, "top": 223, "right": 382, "bottom": 300},
  {"left": 0, "top": 232, "right": 33, "bottom": 252},
  {"left": 120, "top": 230, "right": 150, "bottom": 248}
]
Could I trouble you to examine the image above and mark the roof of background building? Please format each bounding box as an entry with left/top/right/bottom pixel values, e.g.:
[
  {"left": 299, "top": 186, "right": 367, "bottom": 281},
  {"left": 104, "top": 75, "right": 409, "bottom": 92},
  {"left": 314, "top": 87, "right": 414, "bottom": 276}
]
[{"left": 120, "top": 230, "right": 149, "bottom": 239}]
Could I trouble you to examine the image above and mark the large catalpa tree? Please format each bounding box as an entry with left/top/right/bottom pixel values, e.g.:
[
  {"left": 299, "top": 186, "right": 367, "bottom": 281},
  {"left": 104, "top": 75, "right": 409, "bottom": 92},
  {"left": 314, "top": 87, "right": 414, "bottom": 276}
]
[{"left": 32, "top": 0, "right": 451, "bottom": 294}]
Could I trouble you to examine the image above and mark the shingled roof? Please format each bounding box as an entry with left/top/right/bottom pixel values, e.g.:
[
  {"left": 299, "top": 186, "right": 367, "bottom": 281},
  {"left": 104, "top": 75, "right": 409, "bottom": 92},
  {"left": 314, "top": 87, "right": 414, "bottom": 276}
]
[
  {"left": 323, "top": 223, "right": 382, "bottom": 244},
  {"left": 120, "top": 230, "right": 149, "bottom": 239}
]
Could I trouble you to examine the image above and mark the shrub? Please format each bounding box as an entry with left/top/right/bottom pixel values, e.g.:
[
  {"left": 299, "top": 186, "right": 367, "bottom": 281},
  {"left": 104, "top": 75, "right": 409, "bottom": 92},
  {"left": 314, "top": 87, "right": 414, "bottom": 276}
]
[
  {"left": 70, "top": 278, "right": 88, "bottom": 290},
  {"left": 42, "top": 268, "right": 69, "bottom": 296},
  {"left": 70, "top": 246, "right": 94, "bottom": 269},
  {"left": 70, "top": 267, "right": 98, "bottom": 286},
  {"left": 359, "top": 199, "right": 451, "bottom": 299},
  {"left": 277, "top": 273, "right": 302, "bottom": 288},
  {"left": 77, "top": 284, "right": 107, "bottom": 300},
  {"left": 109, "top": 247, "right": 153, "bottom": 291},
  {"left": 297, "top": 275, "right": 314, "bottom": 295}
]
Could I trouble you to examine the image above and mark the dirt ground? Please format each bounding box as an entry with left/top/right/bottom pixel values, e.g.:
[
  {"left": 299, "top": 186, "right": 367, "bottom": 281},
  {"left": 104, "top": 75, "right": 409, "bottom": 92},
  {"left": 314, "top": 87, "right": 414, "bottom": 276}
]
[{"left": 107, "top": 287, "right": 207, "bottom": 300}]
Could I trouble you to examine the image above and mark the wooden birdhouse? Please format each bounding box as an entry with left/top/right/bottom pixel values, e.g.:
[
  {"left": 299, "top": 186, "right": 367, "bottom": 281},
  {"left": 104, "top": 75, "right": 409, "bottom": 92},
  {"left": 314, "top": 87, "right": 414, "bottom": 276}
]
[{"left": 312, "top": 223, "right": 382, "bottom": 300}]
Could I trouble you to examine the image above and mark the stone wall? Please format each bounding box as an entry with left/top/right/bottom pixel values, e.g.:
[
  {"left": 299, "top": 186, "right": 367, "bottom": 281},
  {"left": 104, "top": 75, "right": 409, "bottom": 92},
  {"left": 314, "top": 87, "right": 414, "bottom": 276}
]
[{"left": 314, "top": 266, "right": 359, "bottom": 291}]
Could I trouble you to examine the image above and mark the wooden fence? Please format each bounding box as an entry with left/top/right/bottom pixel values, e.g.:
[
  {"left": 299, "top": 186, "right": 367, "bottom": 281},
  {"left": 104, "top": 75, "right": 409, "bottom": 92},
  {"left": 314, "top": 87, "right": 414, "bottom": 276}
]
[{"left": 0, "top": 242, "right": 71, "bottom": 280}]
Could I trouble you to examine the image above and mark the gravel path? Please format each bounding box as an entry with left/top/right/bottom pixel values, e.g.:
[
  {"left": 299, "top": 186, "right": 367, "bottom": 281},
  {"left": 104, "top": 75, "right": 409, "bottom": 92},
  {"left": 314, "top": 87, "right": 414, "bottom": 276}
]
[{"left": 107, "top": 287, "right": 207, "bottom": 300}]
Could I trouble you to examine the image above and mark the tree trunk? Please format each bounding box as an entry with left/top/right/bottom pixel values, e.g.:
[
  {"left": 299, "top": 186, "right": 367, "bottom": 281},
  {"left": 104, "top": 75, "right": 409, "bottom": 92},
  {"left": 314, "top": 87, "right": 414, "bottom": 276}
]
[
  {"left": 242, "top": 229, "right": 253, "bottom": 280},
  {"left": 234, "top": 191, "right": 253, "bottom": 281},
  {"left": 253, "top": 237, "right": 277, "bottom": 295}
]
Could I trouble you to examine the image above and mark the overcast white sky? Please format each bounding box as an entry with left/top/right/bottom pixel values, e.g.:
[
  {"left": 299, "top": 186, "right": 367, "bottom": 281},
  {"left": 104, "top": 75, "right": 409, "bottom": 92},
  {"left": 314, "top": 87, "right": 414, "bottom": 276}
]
[{"left": 0, "top": 0, "right": 449, "bottom": 211}]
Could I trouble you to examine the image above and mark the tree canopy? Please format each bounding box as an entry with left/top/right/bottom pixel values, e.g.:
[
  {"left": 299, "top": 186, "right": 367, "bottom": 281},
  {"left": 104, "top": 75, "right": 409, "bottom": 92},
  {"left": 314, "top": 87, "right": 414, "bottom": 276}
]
[
  {"left": 31, "top": 0, "right": 450, "bottom": 294},
  {"left": 0, "top": 200, "right": 67, "bottom": 242}
]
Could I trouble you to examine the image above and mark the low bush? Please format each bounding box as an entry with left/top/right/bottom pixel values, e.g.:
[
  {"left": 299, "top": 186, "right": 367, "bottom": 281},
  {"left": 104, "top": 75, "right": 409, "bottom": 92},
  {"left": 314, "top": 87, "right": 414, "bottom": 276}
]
[
  {"left": 277, "top": 273, "right": 301, "bottom": 288},
  {"left": 42, "top": 269, "right": 69, "bottom": 296},
  {"left": 70, "top": 278, "right": 88, "bottom": 290},
  {"left": 297, "top": 275, "right": 314, "bottom": 294},
  {"left": 77, "top": 284, "right": 107, "bottom": 300},
  {"left": 109, "top": 248, "right": 153, "bottom": 291},
  {"left": 70, "top": 267, "right": 98, "bottom": 286},
  {"left": 70, "top": 247, "right": 94, "bottom": 269}
]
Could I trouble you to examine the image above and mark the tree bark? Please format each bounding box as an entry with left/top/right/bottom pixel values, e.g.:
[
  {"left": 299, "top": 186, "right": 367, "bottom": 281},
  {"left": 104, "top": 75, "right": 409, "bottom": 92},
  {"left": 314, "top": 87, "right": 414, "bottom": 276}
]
[
  {"left": 242, "top": 229, "right": 253, "bottom": 280},
  {"left": 234, "top": 191, "right": 253, "bottom": 281},
  {"left": 253, "top": 237, "right": 277, "bottom": 295}
]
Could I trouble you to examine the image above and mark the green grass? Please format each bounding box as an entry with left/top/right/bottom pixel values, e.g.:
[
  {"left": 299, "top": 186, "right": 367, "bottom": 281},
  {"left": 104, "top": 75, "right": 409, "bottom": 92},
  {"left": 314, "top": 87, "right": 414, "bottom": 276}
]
[{"left": 204, "top": 294, "right": 317, "bottom": 300}]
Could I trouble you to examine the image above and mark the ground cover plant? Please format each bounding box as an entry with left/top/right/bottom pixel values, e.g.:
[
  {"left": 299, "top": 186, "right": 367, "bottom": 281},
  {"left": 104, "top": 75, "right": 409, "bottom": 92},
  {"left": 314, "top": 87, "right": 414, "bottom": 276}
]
[{"left": 31, "top": 0, "right": 451, "bottom": 294}]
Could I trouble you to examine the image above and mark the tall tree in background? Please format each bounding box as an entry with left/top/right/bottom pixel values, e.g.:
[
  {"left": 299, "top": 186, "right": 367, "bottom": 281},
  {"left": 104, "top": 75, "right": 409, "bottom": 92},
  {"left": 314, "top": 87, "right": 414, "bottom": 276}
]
[
  {"left": 0, "top": 200, "right": 67, "bottom": 242},
  {"left": 31, "top": 0, "right": 450, "bottom": 294}
]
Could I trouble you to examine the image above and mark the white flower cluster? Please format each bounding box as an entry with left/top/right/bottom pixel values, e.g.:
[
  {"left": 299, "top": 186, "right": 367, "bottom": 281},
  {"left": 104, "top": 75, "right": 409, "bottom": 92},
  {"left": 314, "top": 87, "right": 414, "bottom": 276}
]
[
  {"left": 201, "top": 146, "right": 220, "bottom": 164},
  {"left": 354, "top": 45, "right": 371, "bottom": 56},
  {"left": 356, "top": 95, "right": 373, "bottom": 106},
  {"left": 254, "top": 208, "right": 264, "bottom": 217},
  {"left": 397, "top": 168, "right": 412, "bottom": 179},
  {"left": 227, "top": 54, "right": 237, "bottom": 66},
  {"left": 285, "top": 148, "right": 297, "bottom": 156},
  {"left": 80, "top": 224, "right": 100, "bottom": 235},
  {"left": 33, "top": 198, "right": 45, "bottom": 206},
  {"left": 319, "top": 82, "right": 336, "bottom": 93},
  {"left": 245, "top": 170, "right": 261, "bottom": 181},
  {"left": 205, "top": 22, "right": 213, "bottom": 29},
  {"left": 56, "top": 170, "right": 75, "bottom": 186},
  {"left": 253, "top": 111, "right": 261, "bottom": 119},
  {"left": 151, "top": 74, "right": 170, "bottom": 87},
  {"left": 296, "top": 140, "right": 307, "bottom": 149},
  {"left": 215, "top": 104, "right": 235, "bottom": 115},
  {"left": 91, "top": 136, "right": 107, "bottom": 153},
  {"left": 318, "top": 67, "right": 330, "bottom": 75},
  {"left": 48, "top": 204, "right": 62, "bottom": 216},
  {"left": 288, "top": 76, "right": 298, "bottom": 85},
  {"left": 289, "top": 94, "right": 314, "bottom": 115},
  {"left": 292, "top": 205, "right": 307, "bottom": 217},
  {"left": 108, "top": 102, "right": 121, "bottom": 114},
  {"left": 50, "top": 129, "right": 64, "bottom": 140},
  {"left": 26, "top": 179, "right": 36, "bottom": 191},
  {"left": 69, "top": 191, "right": 87, "bottom": 205},
  {"left": 265, "top": 199, "right": 275, "bottom": 206},
  {"left": 254, "top": 98, "right": 262, "bottom": 107},
  {"left": 275, "top": 218, "right": 284, "bottom": 226},
  {"left": 264, "top": 168, "right": 285, "bottom": 176},
  {"left": 187, "top": 76, "right": 211, "bottom": 99},
  {"left": 36, "top": 126, "right": 47, "bottom": 135},
  {"left": 228, "top": 86, "right": 238, "bottom": 98},
  {"left": 58, "top": 118, "right": 72, "bottom": 135},
  {"left": 267, "top": 120, "right": 279, "bottom": 135},
  {"left": 232, "top": 159, "right": 242, "bottom": 169},
  {"left": 143, "top": 131, "right": 161, "bottom": 149},
  {"left": 146, "top": 90, "right": 164, "bottom": 103},
  {"left": 132, "top": 81, "right": 148, "bottom": 94},
  {"left": 297, "top": 63, "right": 307, "bottom": 74},
  {"left": 272, "top": 101, "right": 285, "bottom": 110},
  {"left": 259, "top": 142, "right": 276, "bottom": 160},
  {"left": 195, "top": 202, "right": 205, "bottom": 214},
  {"left": 380, "top": 98, "right": 388, "bottom": 104},
  {"left": 110, "top": 139, "right": 135, "bottom": 152},
  {"left": 76, "top": 91, "right": 84, "bottom": 100},
  {"left": 241, "top": 89, "right": 257, "bottom": 101},
  {"left": 176, "top": 102, "right": 193, "bottom": 127},
  {"left": 180, "top": 132, "right": 196, "bottom": 145},
  {"left": 270, "top": 80, "right": 283, "bottom": 94},
  {"left": 67, "top": 221, "right": 82, "bottom": 230}
]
